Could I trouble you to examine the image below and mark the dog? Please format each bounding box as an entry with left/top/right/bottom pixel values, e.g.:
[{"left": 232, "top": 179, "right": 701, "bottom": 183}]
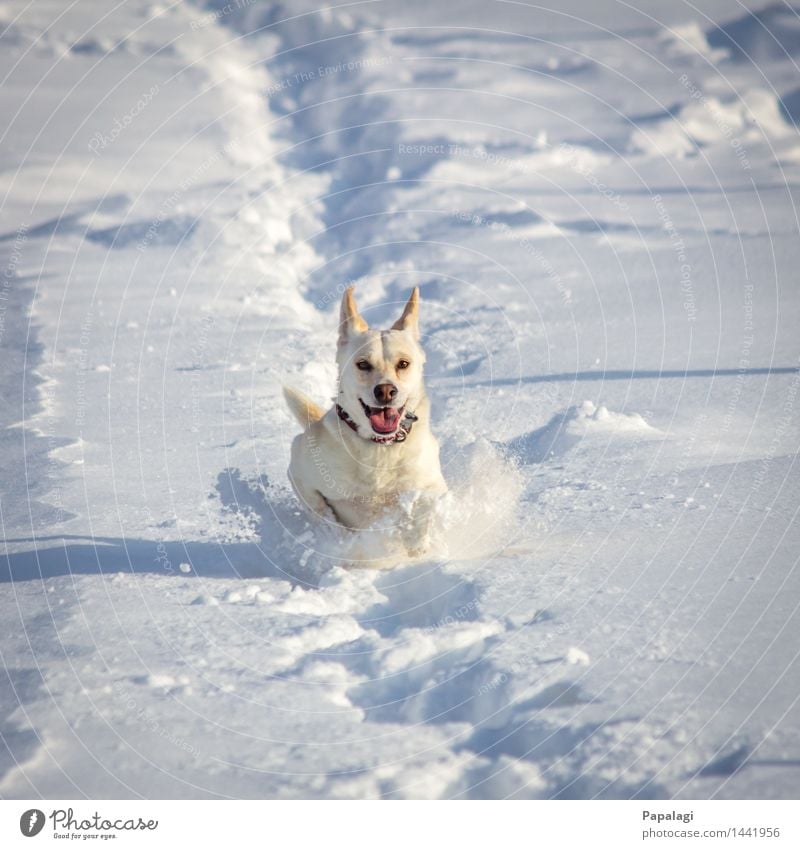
[{"left": 283, "top": 286, "right": 447, "bottom": 549}]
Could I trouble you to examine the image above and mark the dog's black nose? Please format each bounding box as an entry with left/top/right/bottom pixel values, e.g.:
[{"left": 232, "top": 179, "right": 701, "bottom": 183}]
[{"left": 374, "top": 383, "right": 398, "bottom": 404}]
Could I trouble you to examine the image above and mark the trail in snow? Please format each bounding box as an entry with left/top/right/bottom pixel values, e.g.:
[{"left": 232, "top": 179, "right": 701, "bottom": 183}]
[{"left": 0, "top": 0, "right": 798, "bottom": 799}]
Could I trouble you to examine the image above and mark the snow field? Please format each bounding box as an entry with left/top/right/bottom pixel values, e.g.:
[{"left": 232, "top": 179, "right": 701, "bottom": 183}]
[{"left": 0, "top": 0, "right": 798, "bottom": 799}]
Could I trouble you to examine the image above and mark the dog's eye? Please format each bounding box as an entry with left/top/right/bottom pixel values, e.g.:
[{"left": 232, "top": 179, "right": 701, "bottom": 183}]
[
  {"left": 356, "top": 360, "right": 372, "bottom": 371},
  {"left": 397, "top": 359, "right": 410, "bottom": 370}
]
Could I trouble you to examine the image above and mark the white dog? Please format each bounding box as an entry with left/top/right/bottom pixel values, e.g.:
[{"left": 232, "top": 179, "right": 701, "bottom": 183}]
[{"left": 283, "top": 287, "right": 447, "bottom": 548}]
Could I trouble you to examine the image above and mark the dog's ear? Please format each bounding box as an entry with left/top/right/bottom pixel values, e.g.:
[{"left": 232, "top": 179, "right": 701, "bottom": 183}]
[
  {"left": 391, "top": 287, "right": 420, "bottom": 338},
  {"left": 339, "top": 286, "right": 368, "bottom": 345}
]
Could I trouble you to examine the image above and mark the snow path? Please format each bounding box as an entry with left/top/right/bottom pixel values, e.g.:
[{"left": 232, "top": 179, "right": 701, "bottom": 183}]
[{"left": 1, "top": 0, "right": 799, "bottom": 798}]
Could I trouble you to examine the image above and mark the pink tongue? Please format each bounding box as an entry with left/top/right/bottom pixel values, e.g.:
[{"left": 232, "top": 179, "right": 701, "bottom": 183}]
[{"left": 369, "top": 407, "right": 401, "bottom": 433}]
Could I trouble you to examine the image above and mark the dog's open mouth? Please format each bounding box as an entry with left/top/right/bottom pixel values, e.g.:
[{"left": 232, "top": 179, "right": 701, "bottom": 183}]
[{"left": 359, "top": 398, "right": 404, "bottom": 434}]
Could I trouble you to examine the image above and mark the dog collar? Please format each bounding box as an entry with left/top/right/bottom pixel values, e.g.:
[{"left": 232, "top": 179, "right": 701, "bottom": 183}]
[{"left": 336, "top": 403, "right": 418, "bottom": 444}]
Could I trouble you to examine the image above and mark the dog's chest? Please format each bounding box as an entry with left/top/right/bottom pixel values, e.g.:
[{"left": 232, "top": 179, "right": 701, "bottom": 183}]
[
  {"left": 314, "top": 430, "right": 442, "bottom": 527},
  {"left": 323, "top": 444, "right": 421, "bottom": 498},
  {"left": 322, "top": 461, "right": 413, "bottom": 528}
]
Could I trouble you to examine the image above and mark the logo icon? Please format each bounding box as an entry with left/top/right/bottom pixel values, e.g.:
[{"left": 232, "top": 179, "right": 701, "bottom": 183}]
[{"left": 19, "top": 809, "right": 45, "bottom": 837}]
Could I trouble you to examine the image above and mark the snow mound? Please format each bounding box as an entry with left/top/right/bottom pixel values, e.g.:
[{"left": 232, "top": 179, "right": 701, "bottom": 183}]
[
  {"left": 658, "top": 22, "right": 729, "bottom": 63},
  {"left": 707, "top": 5, "right": 800, "bottom": 63},
  {"left": 509, "top": 401, "right": 662, "bottom": 463},
  {"left": 631, "top": 88, "right": 792, "bottom": 158}
]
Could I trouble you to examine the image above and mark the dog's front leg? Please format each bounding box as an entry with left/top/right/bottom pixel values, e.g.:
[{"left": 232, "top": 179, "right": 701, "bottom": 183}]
[
  {"left": 399, "top": 490, "right": 441, "bottom": 558},
  {"left": 288, "top": 470, "right": 340, "bottom": 525}
]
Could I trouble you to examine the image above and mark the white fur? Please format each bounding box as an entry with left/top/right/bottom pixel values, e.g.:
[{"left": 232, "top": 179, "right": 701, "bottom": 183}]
[{"left": 285, "top": 287, "right": 447, "bottom": 547}]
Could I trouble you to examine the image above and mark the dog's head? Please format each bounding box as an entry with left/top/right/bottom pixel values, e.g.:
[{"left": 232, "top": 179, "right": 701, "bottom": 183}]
[{"left": 336, "top": 286, "right": 426, "bottom": 439}]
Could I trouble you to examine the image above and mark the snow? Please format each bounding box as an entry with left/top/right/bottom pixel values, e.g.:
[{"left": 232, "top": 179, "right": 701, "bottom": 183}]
[
  {"left": 0, "top": 0, "right": 799, "bottom": 799},
  {"left": 565, "top": 647, "right": 591, "bottom": 666}
]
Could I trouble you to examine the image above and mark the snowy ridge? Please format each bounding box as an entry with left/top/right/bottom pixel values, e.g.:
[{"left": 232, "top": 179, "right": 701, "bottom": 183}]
[{"left": 0, "top": 0, "right": 798, "bottom": 799}]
